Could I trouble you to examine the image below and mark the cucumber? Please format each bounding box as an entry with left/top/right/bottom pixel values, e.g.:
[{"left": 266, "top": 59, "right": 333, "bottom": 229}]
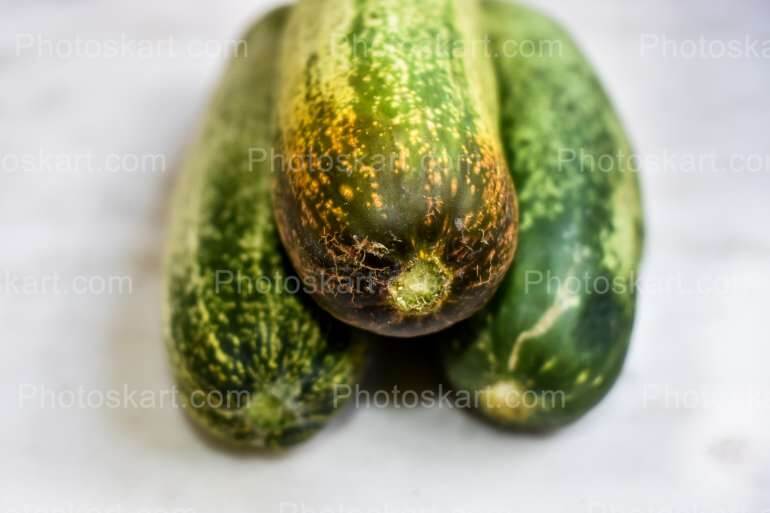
[
  {"left": 163, "top": 7, "right": 366, "bottom": 449},
  {"left": 441, "top": 1, "right": 645, "bottom": 429},
  {"left": 272, "top": 0, "right": 519, "bottom": 338}
]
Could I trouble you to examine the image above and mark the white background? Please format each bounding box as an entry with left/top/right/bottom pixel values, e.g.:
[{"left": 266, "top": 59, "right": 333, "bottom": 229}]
[{"left": 2, "top": 1, "right": 769, "bottom": 512}]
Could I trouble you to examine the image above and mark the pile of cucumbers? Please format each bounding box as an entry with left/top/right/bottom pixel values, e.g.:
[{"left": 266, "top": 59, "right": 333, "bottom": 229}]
[{"left": 164, "top": 0, "right": 644, "bottom": 449}]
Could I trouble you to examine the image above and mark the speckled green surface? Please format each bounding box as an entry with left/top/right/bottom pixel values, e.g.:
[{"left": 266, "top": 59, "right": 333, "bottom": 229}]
[
  {"left": 441, "top": 1, "right": 645, "bottom": 429},
  {"left": 272, "top": 0, "right": 518, "bottom": 338},
  {"left": 163, "top": 7, "right": 366, "bottom": 449}
]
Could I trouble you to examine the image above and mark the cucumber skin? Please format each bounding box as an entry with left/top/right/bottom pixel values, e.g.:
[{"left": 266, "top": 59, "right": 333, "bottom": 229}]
[
  {"left": 442, "top": 1, "right": 645, "bottom": 430},
  {"left": 163, "top": 7, "right": 366, "bottom": 449},
  {"left": 272, "top": 0, "right": 518, "bottom": 338}
]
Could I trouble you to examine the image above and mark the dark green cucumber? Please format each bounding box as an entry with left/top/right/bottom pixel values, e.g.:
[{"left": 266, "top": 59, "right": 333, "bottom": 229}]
[
  {"left": 442, "top": 1, "right": 645, "bottom": 429},
  {"left": 163, "top": 7, "right": 366, "bottom": 449},
  {"left": 272, "top": 0, "right": 519, "bottom": 338}
]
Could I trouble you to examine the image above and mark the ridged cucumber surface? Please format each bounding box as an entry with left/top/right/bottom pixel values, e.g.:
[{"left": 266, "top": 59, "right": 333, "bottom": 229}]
[{"left": 164, "top": 7, "right": 366, "bottom": 449}]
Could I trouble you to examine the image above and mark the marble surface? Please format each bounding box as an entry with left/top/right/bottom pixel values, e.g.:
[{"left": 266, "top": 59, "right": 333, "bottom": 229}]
[{"left": 2, "top": 1, "right": 769, "bottom": 512}]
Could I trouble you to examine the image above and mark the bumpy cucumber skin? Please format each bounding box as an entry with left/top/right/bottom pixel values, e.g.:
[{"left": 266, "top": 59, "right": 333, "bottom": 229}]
[
  {"left": 273, "top": 0, "right": 518, "bottom": 338},
  {"left": 163, "top": 7, "right": 366, "bottom": 449},
  {"left": 442, "top": 1, "right": 645, "bottom": 430}
]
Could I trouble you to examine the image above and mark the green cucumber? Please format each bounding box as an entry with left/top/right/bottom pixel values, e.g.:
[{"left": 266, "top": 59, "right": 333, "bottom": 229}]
[
  {"left": 163, "top": 7, "right": 366, "bottom": 449},
  {"left": 441, "top": 1, "right": 645, "bottom": 429},
  {"left": 272, "top": 0, "right": 519, "bottom": 338}
]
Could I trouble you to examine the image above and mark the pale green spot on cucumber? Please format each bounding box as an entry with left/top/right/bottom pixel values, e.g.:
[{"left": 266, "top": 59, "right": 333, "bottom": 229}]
[
  {"left": 478, "top": 380, "right": 536, "bottom": 423},
  {"left": 539, "top": 357, "right": 558, "bottom": 373},
  {"left": 508, "top": 275, "right": 581, "bottom": 370},
  {"left": 601, "top": 165, "right": 643, "bottom": 283}
]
